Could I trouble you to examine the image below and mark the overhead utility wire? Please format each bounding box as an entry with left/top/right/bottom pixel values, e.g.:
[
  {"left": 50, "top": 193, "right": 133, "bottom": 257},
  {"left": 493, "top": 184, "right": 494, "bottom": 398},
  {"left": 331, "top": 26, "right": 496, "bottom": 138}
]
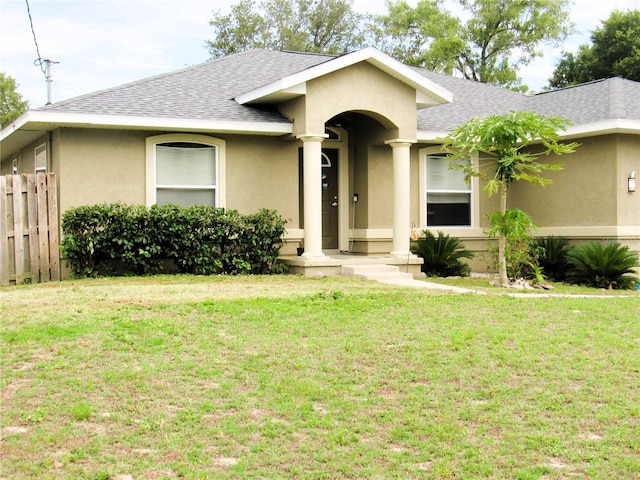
[{"left": 24, "top": 0, "right": 47, "bottom": 77}]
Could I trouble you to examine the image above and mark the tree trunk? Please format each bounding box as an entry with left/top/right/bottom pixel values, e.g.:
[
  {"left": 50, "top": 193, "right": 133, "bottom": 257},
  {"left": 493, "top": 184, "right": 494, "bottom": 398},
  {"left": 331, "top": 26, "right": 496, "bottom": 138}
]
[{"left": 498, "top": 181, "right": 509, "bottom": 287}]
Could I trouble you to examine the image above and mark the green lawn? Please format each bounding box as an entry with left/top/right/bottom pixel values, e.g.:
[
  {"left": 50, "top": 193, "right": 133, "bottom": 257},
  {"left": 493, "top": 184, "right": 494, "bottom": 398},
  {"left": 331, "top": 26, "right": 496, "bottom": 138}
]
[{"left": 1, "top": 275, "right": 639, "bottom": 479}]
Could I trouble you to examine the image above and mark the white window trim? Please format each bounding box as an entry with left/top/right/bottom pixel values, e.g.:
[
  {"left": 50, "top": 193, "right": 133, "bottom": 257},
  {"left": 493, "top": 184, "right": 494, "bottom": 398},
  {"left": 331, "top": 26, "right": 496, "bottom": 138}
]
[
  {"left": 145, "top": 133, "right": 226, "bottom": 208},
  {"left": 35, "top": 143, "right": 47, "bottom": 174},
  {"left": 418, "top": 146, "right": 479, "bottom": 231}
]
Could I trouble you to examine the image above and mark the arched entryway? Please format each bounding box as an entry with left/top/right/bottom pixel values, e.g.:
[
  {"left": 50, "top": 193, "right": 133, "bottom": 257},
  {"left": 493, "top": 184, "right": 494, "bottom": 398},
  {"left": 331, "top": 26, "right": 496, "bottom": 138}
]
[{"left": 297, "top": 111, "right": 416, "bottom": 258}]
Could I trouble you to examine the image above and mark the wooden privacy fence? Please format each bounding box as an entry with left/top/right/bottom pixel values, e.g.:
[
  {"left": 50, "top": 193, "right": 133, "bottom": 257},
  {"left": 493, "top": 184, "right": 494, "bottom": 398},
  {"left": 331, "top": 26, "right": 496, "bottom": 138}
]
[{"left": 0, "top": 173, "right": 60, "bottom": 286}]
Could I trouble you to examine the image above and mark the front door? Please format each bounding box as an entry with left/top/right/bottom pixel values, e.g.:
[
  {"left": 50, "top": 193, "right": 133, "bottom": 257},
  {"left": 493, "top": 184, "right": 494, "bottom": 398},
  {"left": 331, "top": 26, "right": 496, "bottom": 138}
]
[{"left": 321, "top": 149, "right": 339, "bottom": 249}]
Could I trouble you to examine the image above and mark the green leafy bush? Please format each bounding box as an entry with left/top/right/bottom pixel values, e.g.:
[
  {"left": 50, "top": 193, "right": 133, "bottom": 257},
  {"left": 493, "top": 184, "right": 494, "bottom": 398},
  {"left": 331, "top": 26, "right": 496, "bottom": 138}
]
[
  {"left": 411, "top": 230, "right": 474, "bottom": 277},
  {"left": 531, "top": 236, "right": 570, "bottom": 281},
  {"left": 565, "top": 241, "right": 639, "bottom": 290},
  {"left": 61, "top": 203, "right": 287, "bottom": 277},
  {"left": 485, "top": 209, "right": 537, "bottom": 279}
]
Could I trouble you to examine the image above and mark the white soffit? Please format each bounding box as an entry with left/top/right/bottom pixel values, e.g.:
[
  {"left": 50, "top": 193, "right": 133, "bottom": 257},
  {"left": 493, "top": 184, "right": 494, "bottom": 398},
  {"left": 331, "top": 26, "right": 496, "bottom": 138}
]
[{"left": 235, "top": 47, "right": 453, "bottom": 108}]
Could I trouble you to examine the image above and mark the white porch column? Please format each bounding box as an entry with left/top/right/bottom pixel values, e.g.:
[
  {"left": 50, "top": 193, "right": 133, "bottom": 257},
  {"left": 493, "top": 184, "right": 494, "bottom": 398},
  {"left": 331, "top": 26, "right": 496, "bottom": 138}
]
[
  {"left": 298, "top": 133, "right": 328, "bottom": 258},
  {"left": 385, "top": 139, "right": 416, "bottom": 257}
]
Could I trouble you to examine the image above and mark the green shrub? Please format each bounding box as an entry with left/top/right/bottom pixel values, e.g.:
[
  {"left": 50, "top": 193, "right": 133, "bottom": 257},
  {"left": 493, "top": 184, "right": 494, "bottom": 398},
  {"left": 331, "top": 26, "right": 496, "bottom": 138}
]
[
  {"left": 411, "top": 230, "right": 474, "bottom": 277},
  {"left": 565, "top": 241, "right": 639, "bottom": 290},
  {"left": 485, "top": 209, "right": 537, "bottom": 279},
  {"left": 531, "top": 236, "right": 570, "bottom": 281},
  {"left": 61, "top": 203, "right": 287, "bottom": 277}
]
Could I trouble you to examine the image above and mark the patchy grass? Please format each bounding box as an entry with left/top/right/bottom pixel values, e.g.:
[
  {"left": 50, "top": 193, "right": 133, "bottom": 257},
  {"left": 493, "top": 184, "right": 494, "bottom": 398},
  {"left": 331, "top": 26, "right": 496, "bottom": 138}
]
[{"left": 1, "top": 275, "right": 639, "bottom": 479}]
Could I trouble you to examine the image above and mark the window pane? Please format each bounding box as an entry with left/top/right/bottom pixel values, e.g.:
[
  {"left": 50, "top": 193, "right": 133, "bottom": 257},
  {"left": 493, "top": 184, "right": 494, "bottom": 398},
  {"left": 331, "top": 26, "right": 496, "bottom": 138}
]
[
  {"left": 157, "top": 189, "right": 216, "bottom": 207},
  {"left": 156, "top": 145, "right": 216, "bottom": 186},
  {"left": 35, "top": 144, "right": 47, "bottom": 172},
  {"left": 426, "top": 155, "right": 468, "bottom": 191},
  {"left": 428, "top": 193, "right": 470, "bottom": 204},
  {"left": 427, "top": 193, "right": 471, "bottom": 226}
]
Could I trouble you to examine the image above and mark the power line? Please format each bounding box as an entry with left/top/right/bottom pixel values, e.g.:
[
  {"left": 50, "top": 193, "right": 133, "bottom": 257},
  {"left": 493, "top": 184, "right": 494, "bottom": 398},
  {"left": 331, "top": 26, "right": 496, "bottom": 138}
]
[
  {"left": 24, "top": 0, "right": 59, "bottom": 104},
  {"left": 24, "top": 0, "right": 47, "bottom": 77}
]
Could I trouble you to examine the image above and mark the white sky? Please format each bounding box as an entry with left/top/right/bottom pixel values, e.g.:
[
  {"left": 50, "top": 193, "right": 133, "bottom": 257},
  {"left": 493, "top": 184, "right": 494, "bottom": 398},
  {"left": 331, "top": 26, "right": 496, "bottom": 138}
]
[{"left": 1, "top": 0, "right": 639, "bottom": 108}]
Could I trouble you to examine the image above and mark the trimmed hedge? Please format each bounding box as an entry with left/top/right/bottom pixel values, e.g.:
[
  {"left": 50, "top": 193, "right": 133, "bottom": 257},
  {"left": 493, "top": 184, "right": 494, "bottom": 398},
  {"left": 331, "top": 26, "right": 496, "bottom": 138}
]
[{"left": 61, "top": 203, "right": 287, "bottom": 277}]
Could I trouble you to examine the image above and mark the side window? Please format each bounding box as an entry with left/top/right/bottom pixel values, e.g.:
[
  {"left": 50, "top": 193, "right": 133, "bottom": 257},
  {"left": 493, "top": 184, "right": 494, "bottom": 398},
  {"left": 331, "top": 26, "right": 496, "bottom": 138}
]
[
  {"left": 35, "top": 144, "right": 47, "bottom": 174},
  {"left": 425, "top": 154, "right": 471, "bottom": 227},
  {"left": 155, "top": 142, "right": 218, "bottom": 207}
]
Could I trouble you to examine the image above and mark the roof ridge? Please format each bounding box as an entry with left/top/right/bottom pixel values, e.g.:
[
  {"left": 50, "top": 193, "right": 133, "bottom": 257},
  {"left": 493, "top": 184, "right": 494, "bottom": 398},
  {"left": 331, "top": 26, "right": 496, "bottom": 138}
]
[
  {"left": 533, "top": 77, "right": 624, "bottom": 97},
  {"left": 608, "top": 77, "right": 627, "bottom": 118}
]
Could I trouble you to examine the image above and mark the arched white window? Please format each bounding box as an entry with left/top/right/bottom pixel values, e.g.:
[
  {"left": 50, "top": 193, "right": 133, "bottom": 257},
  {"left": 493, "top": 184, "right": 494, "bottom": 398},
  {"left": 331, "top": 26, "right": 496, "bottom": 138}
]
[{"left": 146, "top": 134, "right": 226, "bottom": 207}]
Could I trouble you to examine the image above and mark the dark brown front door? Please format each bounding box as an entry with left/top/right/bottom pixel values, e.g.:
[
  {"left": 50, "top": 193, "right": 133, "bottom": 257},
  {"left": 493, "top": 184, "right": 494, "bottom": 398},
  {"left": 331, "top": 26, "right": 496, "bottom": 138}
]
[{"left": 321, "top": 149, "right": 339, "bottom": 249}]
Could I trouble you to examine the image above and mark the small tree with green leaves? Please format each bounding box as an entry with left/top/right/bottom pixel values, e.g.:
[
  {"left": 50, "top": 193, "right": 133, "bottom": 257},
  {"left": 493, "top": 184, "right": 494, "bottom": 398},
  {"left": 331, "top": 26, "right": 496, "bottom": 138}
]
[
  {"left": 443, "top": 111, "right": 579, "bottom": 287},
  {"left": 1, "top": 73, "right": 29, "bottom": 128}
]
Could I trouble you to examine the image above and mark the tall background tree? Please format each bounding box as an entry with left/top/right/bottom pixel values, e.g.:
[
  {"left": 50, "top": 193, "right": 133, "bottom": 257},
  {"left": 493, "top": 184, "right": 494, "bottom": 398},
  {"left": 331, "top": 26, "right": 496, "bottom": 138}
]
[
  {"left": 206, "top": 0, "right": 368, "bottom": 58},
  {"left": 548, "top": 9, "right": 640, "bottom": 88},
  {"left": 1, "top": 73, "right": 29, "bottom": 128},
  {"left": 443, "top": 111, "right": 579, "bottom": 286},
  {"left": 375, "top": 0, "right": 573, "bottom": 90}
]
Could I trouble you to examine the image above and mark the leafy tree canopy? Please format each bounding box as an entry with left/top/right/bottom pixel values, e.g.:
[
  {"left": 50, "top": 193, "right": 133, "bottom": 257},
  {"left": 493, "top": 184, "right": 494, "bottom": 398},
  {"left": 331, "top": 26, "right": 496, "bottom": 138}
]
[
  {"left": 443, "top": 111, "right": 579, "bottom": 285},
  {"left": 548, "top": 9, "right": 640, "bottom": 88},
  {"left": 1, "top": 73, "right": 29, "bottom": 129},
  {"left": 206, "top": 0, "right": 368, "bottom": 57},
  {"left": 375, "top": 0, "right": 573, "bottom": 90}
]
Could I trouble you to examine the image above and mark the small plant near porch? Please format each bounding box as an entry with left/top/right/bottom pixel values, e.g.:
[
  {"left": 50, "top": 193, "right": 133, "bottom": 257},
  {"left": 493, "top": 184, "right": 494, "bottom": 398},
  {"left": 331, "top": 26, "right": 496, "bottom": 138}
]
[
  {"left": 443, "top": 111, "right": 579, "bottom": 287},
  {"left": 411, "top": 230, "right": 474, "bottom": 277}
]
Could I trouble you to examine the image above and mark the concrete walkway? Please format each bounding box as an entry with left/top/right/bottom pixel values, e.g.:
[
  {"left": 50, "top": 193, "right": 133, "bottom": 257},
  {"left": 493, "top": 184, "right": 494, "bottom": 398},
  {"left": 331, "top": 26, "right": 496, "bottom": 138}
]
[{"left": 340, "top": 264, "right": 637, "bottom": 297}]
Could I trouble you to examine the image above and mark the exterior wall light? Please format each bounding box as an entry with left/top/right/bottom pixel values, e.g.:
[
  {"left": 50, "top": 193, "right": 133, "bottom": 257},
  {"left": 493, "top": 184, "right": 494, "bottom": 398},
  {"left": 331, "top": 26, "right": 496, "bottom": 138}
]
[{"left": 628, "top": 171, "right": 637, "bottom": 193}]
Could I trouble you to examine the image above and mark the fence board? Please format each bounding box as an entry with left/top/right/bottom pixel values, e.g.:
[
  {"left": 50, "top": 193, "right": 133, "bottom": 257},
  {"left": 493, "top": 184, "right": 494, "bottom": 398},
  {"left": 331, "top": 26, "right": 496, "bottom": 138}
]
[
  {"left": 37, "top": 174, "right": 51, "bottom": 282},
  {"left": 46, "top": 173, "right": 60, "bottom": 281},
  {"left": 0, "top": 173, "right": 59, "bottom": 285},
  {"left": 11, "top": 175, "right": 25, "bottom": 284},
  {"left": 0, "top": 176, "right": 8, "bottom": 286},
  {"left": 27, "top": 174, "right": 40, "bottom": 282}
]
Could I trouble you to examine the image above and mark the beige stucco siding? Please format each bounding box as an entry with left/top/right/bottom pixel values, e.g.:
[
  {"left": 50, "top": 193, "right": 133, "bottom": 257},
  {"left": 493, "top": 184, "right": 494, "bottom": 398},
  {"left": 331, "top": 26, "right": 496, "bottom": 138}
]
[
  {"left": 55, "top": 129, "right": 302, "bottom": 223},
  {"left": 509, "top": 136, "right": 618, "bottom": 228},
  {"left": 616, "top": 134, "right": 640, "bottom": 229},
  {"left": 56, "top": 128, "right": 147, "bottom": 214},
  {"left": 282, "top": 62, "right": 418, "bottom": 139},
  {"left": 1, "top": 134, "right": 49, "bottom": 175},
  {"left": 225, "top": 135, "right": 300, "bottom": 224}
]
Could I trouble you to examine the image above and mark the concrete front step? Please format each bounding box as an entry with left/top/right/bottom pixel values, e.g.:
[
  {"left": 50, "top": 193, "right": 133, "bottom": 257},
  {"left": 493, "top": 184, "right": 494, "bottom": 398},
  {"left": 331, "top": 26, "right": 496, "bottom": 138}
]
[
  {"left": 341, "top": 264, "right": 414, "bottom": 282},
  {"left": 341, "top": 263, "right": 481, "bottom": 294}
]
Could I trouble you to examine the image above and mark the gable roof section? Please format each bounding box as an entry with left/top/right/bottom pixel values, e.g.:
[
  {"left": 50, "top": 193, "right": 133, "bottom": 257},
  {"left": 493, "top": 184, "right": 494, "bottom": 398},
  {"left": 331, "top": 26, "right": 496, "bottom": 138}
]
[{"left": 235, "top": 47, "right": 453, "bottom": 108}]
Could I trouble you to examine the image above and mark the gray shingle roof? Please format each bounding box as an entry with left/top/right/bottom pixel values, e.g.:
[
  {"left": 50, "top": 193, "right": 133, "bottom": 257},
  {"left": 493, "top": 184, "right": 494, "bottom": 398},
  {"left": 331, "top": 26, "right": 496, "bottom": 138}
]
[
  {"left": 527, "top": 77, "right": 640, "bottom": 124},
  {"left": 39, "top": 50, "right": 333, "bottom": 123},
  {"left": 38, "top": 49, "right": 640, "bottom": 131}
]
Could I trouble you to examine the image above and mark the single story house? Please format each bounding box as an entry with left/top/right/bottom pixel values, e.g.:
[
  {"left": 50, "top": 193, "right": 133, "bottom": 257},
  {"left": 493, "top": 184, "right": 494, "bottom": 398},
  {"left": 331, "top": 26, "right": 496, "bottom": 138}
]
[{"left": 1, "top": 47, "right": 639, "bottom": 276}]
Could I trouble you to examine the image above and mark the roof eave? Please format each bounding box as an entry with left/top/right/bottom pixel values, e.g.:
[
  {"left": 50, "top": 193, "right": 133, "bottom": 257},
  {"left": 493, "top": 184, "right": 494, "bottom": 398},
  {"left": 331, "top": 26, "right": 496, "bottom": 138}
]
[
  {"left": 417, "top": 119, "right": 640, "bottom": 145},
  {"left": 0, "top": 110, "right": 293, "bottom": 157},
  {"left": 559, "top": 118, "right": 640, "bottom": 140}
]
